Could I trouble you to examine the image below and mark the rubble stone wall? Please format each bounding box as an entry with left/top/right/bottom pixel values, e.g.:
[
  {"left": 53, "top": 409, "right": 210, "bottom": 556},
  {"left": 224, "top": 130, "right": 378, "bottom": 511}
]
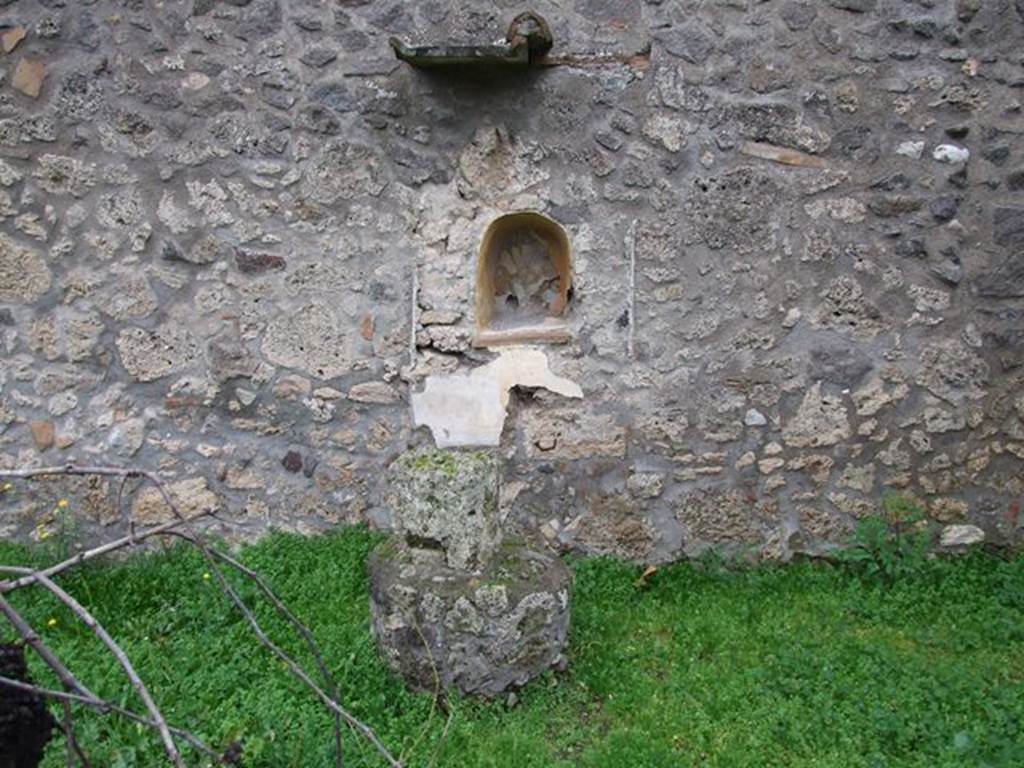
[{"left": 1, "top": 0, "right": 1022, "bottom": 561}]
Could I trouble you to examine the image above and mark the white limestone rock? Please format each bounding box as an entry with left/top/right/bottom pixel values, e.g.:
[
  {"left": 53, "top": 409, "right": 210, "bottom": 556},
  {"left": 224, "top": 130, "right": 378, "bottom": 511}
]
[
  {"left": 939, "top": 524, "right": 984, "bottom": 548},
  {"left": 0, "top": 233, "right": 51, "bottom": 303},
  {"left": 932, "top": 144, "right": 970, "bottom": 164},
  {"left": 783, "top": 382, "right": 851, "bottom": 448}
]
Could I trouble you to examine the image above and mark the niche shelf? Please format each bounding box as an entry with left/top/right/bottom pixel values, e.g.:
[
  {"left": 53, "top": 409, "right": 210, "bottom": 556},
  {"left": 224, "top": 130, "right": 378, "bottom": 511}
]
[
  {"left": 390, "top": 11, "right": 553, "bottom": 71},
  {"left": 473, "top": 211, "right": 573, "bottom": 347}
]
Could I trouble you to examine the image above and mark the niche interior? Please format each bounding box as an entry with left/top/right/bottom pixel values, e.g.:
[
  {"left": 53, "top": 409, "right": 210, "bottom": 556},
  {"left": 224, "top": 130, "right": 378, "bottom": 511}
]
[{"left": 474, "top": 212, "right": 573, "bottom": 346}]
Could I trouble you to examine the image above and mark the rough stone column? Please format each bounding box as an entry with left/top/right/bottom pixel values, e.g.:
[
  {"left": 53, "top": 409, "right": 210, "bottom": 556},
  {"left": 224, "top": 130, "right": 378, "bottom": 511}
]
[
  {"left": 369, "top": 448, "right": 572, "bottom": 698},
  {"left": 390, "top": 449, "right": 501, "bottom": 572},
  {"left": 368, "top": 540, "right": 572, "bottom": 698}
]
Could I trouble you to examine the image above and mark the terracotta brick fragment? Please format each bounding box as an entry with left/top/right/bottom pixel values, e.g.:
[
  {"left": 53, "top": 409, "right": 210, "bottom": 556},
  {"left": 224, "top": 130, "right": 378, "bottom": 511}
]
[
  {"left": 12, "top": 58, "right": 46, "bottom": 98},
  {"left": 1, "top": 26, "right": 26, "bottom": 54},
  {"left": 29, "top": 420, "right": 54, "bottom": 452}
]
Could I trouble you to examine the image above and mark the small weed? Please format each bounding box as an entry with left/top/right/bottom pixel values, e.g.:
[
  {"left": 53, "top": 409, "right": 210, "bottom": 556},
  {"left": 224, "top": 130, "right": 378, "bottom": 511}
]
[
  {"left": 838, "top": 494, "right": 934, "bottom": 583},
  {"left": 31, "top": 497, "right": 83, "bottom": 562}
]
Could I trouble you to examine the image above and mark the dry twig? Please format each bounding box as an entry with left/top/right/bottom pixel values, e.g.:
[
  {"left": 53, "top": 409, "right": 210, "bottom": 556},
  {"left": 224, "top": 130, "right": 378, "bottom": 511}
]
[
  {"left": 0, "top": 567, "right": 183, "bottom": 766},
  {"left": 189, "top": 541, "right": 346, "bottom": 768},
  {"left": 0, "top": 463, "right": 404, "bottom": 768},
  {"left": 0, "top": 675, "right": 217, "bottom": 759},
  {"left": 61, "top": 698, "right": 91, "bottom": 768},
  {"left": 0, "top": 595, "right": 97, "bottom": 700},
  {"left": 0, "top": 511, "right": 213, "bottom": 594},
  {"left": 0, "top": 597, "right": 216, "bottom": 759}
]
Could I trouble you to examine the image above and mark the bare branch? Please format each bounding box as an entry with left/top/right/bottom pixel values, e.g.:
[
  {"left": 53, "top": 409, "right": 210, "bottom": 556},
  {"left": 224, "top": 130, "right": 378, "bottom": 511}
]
[
  {"left": 1, "top": 567, "right": 184, "bottom": 767},
  {"left": 2, "top": 599, "right": 215, "bottom": 758},
  {"left": 195, "top": 543, "right": 346, "bottom": 768},
  {"left": 166, "top": 533, "right": 403, "bottom": 767},
  {"left": 0, "top": 465, "right": 154, "bottom": 481},
  {"left": 0, "top": 511, "right": 214, "bottom": 594},
  {"left": 0, "top": 676, "right": 217, "bottom": 759},
  {"left": 1, "top": 463, "right": 403, "bottom": 767},
  {"left": 0, "top": 595, "right": 97, "bottom": 701},
  {"left": 62, "top": 698, "right": 92, "bottom": 768},
  {"left": 63, "top": 700, "right": 75, "bottom": 768},
  {"left": 114, "top": 474, "right": 131, "bottom": 528}
]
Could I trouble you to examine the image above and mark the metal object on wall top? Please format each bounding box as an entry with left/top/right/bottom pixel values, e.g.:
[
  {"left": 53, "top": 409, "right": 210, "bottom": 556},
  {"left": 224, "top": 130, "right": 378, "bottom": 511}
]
[{"left": 390, "top": 11, "right": 553, "bottom": 70}]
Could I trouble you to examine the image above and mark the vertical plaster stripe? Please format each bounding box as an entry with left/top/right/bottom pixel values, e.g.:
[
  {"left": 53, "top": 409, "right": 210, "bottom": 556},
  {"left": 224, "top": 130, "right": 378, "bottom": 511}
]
[
  {"left": 626, "top": 219, "right": 637, "bottom": 359},
  {"left": 410, "top": 261, "right": 419, "bottom": 368}
]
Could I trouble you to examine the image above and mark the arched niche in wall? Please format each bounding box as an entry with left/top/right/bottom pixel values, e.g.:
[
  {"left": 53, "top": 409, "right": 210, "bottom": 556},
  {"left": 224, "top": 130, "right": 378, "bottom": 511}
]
[{"left": 473, "top": 212, "right": 573, "bottom": 347}]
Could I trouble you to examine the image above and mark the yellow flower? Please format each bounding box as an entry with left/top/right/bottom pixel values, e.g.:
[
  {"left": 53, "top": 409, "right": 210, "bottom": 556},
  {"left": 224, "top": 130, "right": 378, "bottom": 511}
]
[
  {"left": 202, "top": 572, "right": 211, "bottom": 581},
  {"left": 39, "top": 529, "right": 51, "bottom": 541},
  {"left": 46, "top": 618, "right": 58, "bottom": 628},
  {"left": 57, "top": 499, "right": 69, "bottom": 509}
]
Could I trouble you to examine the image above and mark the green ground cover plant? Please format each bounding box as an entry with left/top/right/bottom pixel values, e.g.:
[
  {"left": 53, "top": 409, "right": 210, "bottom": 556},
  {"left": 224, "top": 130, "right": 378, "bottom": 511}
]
[
  {"left": 1, "top": 526, "right": 1022, "bottom": 768},
  {"left": 835, "top": 495, "right": 934, "bottom": 583}
]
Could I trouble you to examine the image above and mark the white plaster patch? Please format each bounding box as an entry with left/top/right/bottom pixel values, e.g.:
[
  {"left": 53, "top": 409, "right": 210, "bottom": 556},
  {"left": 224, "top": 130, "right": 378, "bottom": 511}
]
[{"left": 411, "top": 347, "right": 583, "bottom": 448}]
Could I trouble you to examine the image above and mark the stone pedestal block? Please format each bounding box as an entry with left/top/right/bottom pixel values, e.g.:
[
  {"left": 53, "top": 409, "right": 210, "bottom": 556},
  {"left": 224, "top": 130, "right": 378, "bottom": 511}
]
[
  {"left": 390, "top": 450, "right": 501, "bottom": 572},
  {"left": 368, "top": 540, "right": 571, "bottom": 698}
]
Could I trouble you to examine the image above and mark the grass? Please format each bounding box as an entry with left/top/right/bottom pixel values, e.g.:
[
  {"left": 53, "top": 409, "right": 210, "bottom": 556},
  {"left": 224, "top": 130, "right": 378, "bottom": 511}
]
[{"left": 1, "top": 527, "right": 1022, "bottom": 768}]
